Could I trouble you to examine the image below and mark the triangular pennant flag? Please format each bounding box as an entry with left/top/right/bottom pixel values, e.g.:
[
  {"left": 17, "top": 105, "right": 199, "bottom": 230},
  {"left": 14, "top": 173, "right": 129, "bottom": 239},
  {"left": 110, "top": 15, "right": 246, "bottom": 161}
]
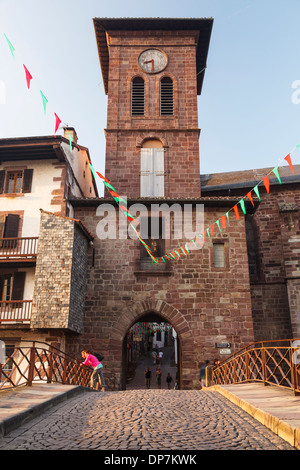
[
  {"left": 272, "top": 166, "right": 282, "bottom": 184},
  {"left": 4, "top": 34, "right": 15, "bottom": 57},
  {"left": 263, "top": 175, "right": 270, "bottom": 193},
  {"left": 233, "top": 205, "right": 240, "bottom": 220},
  {"left": 88, "top": 162, "right": 96, "bottom": 180},
  {"left": 54, "top": 113, "right": 61, "bottom": 134},
  {"left": 284, "top": 153, "right": 294, "bottom": 174},
  {"left": 67, "top": 132, "right": 73, "bottom": 152},
  {"left": 206, "top": 228, "right": 211, "bottom": 239},
  {"left": 226, "top": 211, "right": 229, "bottom": 220},
  {"left": 40, "top": 91, "right": 48, "bottom": 115},
  {"left": 216, "top": 220, "right": 222, "bottom": 233},
  {"left": 23, "top": 65, "right": 33, "bottom": 89},
  {"left": 253, "top": 185, "right": 261, "bottom": 201},
  {"left": 239, "top": 199, "right": 246, "bottom": 215},
  {"left": 221, "top": 216, "right": 226, "bottom": 229},
  {"left": 210, "top": 224, "right": 214, "bottom": 237},
  {"left": 247, "top": 191, "right": 254, "bottom": 207}
]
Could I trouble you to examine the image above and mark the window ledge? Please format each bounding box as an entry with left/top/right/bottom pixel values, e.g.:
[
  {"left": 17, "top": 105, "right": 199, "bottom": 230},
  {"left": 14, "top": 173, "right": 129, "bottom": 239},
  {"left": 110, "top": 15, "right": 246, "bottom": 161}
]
[{"left": 0, "top": 193, "right": 25, "bottom": 198}]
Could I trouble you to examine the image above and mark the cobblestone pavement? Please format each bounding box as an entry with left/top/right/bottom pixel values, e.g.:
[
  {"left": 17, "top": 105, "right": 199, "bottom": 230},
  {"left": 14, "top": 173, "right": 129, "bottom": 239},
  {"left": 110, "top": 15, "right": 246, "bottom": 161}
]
[{"left": 0, "top": 389, "right": 294, "bottom": 451}]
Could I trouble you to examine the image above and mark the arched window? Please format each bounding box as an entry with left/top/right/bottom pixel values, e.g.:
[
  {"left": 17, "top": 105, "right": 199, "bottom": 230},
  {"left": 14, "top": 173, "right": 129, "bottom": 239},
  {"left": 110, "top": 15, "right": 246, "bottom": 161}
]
[
  {"left": 131, "top": 77, "right": 145, "bottom": 116},
  {"left": 160, "top": 77, "right": 173, "bottom": 116}
]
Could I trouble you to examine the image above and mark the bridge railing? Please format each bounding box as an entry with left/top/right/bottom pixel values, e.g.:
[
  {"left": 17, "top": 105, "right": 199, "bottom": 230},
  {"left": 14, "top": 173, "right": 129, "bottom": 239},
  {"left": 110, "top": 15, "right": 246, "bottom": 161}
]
[
  {"left": 0, "top": 341, "right": 93, "bottom": 391},
  {"left": 212, "top": 338, "right": 300, "bottom": 395}
]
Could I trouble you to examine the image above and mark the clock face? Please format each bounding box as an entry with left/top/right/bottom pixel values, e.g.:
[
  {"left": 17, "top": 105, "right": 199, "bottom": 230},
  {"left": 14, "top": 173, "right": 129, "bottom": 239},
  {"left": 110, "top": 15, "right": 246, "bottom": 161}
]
[{"left": 138, "top": 49, "right": 168, "bottom": 74}]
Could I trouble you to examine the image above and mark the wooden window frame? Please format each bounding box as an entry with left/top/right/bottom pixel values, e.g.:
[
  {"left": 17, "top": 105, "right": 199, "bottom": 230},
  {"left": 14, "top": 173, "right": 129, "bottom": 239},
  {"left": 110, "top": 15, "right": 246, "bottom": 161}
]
[{"left": 211, "top": 239, "right": 229, "bottom": 271}]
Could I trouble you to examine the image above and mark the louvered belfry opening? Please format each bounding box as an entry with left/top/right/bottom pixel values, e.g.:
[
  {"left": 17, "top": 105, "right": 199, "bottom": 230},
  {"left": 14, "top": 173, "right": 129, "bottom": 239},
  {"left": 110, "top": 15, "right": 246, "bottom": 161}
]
[
  {"left": 160, "top": 77, "right": 174, "bottom": 116},
  {"left": 131, "top": 77, "right": 145, "bottom": 116}
]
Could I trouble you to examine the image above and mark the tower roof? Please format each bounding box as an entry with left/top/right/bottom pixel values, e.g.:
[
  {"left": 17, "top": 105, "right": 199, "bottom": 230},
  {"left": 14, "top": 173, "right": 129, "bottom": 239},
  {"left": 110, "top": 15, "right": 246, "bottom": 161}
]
[{"left": 93, "top": 17, "right": 213, "bottom": 95}]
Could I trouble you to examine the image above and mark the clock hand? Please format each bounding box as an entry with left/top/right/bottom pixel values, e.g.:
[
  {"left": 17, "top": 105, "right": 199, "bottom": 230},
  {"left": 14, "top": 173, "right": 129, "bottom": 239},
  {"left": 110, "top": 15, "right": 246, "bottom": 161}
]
[{"left": 144, "top": 59, "right": 154, "bottom": 72}]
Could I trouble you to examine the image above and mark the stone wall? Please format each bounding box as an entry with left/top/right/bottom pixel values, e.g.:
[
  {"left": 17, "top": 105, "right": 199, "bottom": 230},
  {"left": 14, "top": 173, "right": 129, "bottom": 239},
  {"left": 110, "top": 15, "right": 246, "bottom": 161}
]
[
  {"left": 68, "top": 201, "right": 255, "bottom": 390},
  {"left": 31, "top": 210, "right": 90, "bottom": 334}
]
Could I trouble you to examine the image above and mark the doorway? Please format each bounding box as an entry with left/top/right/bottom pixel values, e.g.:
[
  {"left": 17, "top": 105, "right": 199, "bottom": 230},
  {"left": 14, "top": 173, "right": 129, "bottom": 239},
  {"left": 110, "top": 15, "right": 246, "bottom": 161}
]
[{"left": 121, "top": 313, "right": 181, "bottom": 390}]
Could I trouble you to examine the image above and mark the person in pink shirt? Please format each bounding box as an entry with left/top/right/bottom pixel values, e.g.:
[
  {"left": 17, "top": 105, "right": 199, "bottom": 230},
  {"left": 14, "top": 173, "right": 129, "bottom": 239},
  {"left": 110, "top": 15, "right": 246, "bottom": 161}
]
[{"left": 81, "top": 350, "right": 105, "bottom": 391}]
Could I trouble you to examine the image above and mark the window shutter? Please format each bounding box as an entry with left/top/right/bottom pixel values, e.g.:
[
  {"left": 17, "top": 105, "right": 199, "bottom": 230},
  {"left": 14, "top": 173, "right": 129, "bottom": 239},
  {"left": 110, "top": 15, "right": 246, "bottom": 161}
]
[
  {"left": 140, "top": 149, "right": 164, "bottom": 197},
  {"left": 0, "top": 215, "right": 5, "bottom": 238},
  {"left": 160, "top": 77, "right": 174, "bottom": 116},
  {"left": 11, "top": 272, "right": 25, "bottom": 301},
  {"left": 3, "top": 214, "right": 20, "bottom": 238},
  {"left": 131, "top": 77, "right": 145, "bottom": 116},
  {"left": 0, "top": 170, "right": 5, "bottom": 194},
  {"left": 140, "top": 149, "right": 153, "bottom": 197},
  {"left": 22, "top": 169, "right": 33, "bottom": 193},
  {"left": 153, "top": 149, "right": 164, "bottom": 197}
]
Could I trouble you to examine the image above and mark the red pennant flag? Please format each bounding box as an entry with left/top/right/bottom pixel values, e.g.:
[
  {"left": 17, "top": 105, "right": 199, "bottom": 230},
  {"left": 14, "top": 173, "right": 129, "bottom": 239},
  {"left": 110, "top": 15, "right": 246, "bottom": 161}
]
[
  {"left": 54, "top": 113, "right": 61, "bottom": 135},
  {"left": 210, "top": 224, "right": 214, "bottom": 237},
  {"left": 263, "top": 175, "right": 270, "bottom": 193},
  {"left": 23, "top": 64, "right": 32, "bottom": 89},
  {"left": 247, "top": 191, "right": 254, "bottom": 207},
  {"left": 233, "top": 205, "right": 240, "bottom": 220},
  {"left": 221, "top": 215, "right": 226, "bottom": 229},
  {"left": 284, "top": 153, "right": 294, "bottom": 174}
]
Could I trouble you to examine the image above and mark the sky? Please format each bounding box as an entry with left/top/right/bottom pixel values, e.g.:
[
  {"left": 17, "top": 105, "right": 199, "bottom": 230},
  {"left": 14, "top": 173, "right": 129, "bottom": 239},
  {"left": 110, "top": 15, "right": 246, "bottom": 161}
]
[{"left": 0, "top": 0, "right": 300, "bottom": 196}]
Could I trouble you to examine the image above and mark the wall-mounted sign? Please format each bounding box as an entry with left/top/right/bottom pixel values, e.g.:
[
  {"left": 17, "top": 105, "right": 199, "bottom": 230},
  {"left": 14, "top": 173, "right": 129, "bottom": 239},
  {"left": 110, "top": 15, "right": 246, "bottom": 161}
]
[
  {"left": 215, "top": 342, "right": 231, "bottom": 349},
  {"left": 220, "top": 349, "right": 231, "bottom": 355}
]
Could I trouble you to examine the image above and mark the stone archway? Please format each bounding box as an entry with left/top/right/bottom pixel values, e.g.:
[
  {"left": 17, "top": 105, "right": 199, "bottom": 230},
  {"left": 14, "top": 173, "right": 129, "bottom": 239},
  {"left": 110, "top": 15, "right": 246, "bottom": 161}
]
[{"left": 108, "top": 299, "right": 194, "bottom": 390}]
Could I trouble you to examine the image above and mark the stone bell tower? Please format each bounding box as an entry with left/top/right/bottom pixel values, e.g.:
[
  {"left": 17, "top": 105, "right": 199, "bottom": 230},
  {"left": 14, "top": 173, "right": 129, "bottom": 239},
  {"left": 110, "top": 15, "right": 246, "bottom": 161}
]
[{"left": 93, "top": 17, "right": 213, "bottom": 198}]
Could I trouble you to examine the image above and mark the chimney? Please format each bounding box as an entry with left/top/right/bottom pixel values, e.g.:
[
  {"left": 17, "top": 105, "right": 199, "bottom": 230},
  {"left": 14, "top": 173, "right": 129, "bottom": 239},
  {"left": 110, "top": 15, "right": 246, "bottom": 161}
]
[{"left": 63, "top": 126, "right": 78, "bottom": 144}]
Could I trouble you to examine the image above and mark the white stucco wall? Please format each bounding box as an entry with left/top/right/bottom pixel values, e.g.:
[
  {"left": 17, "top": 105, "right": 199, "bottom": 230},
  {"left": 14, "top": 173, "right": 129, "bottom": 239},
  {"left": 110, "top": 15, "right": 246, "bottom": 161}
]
[{"left": 0, "top": 159, "right": 62, "bottom": 237}]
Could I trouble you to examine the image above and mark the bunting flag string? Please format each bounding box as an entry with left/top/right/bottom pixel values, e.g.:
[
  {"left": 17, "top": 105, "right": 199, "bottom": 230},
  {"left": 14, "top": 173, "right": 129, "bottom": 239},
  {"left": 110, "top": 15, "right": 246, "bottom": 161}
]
[
  {"left": 2, "top": 32, "right": 299, "bottom": 266},
  {"left": 3, "top": 33, "right": 64, "bottom": 139},
  {"left": 89, "top": 147, "right": 298, "bottom": 265}
]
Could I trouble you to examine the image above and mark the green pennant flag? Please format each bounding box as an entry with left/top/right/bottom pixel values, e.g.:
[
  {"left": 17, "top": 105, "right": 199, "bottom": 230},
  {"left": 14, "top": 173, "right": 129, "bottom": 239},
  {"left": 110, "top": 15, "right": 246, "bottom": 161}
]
[
  {"left": 239, "top": 199, "right": 247, "bottom": 215},
  {"left": 185, "top": 243, "right": 189, "bottom": 253},
  {"left": 67, "top": 132, "right": 73, "bottom": 152},
  {"left": 4, "top": 34, "right": 15, "bottom": 57},
  {"left": 272, "top": 166, "right": 282, "bottom": 184},
  {"left": 206, "top": 227, "right": 211, "bottom": 239},
  {"left": 40, "top": 91, "right": 48, "bottom": 115},
  {"left": 216, "top": 220, "right": 222, "bottom": 232},
  {"left": 89, "top": 162, "right": 97, "bottom": 180},
  {"left": 226, "top": 211, "right": 229, "bottom": 220},
  {"left": 253, "top": 185, "right": 261, "bottom": 201}
]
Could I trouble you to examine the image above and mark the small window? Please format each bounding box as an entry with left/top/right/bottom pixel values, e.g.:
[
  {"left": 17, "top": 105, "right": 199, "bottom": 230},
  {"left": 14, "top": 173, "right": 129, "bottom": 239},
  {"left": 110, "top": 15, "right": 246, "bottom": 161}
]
[
  {"left": 213, "top": 243, "right": 225, "bottom": 268},
  {"left": 160, "top": 77, "right": 174, "bottom": 116},
  {"left": 131, "top": 77, "right": 145, "bottom": 116},
  {"left": 0, "top": 169, "right": 33, "bottom": 194},
  {"left": 7, "top": 171, "right": 23, "bottom": 194}
]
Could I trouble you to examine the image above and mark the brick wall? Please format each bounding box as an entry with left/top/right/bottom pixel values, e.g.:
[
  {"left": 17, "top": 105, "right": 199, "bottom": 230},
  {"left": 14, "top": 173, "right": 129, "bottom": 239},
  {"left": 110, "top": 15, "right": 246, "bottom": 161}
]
[
  {"left": 104, "top": 30, "right": 201, "bottom": 198},
  {"left": 68, "top": 201, "right": 254, "bottom": 390}
]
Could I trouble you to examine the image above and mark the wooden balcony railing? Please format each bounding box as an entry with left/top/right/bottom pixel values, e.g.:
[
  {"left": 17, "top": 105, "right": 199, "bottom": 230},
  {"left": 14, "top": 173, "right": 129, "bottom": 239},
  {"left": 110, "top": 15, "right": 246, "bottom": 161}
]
[
  {"left": 0, "top": 300, "right": 32, "bottom": 323},
  {"left": 0, "top": 341, "right": 93, "bottom": 390},
  {"left": 212, "top": 339, "right": 300, "bottom": 396},
  {"left": 0, "top": 237, "right": 38, "bottom": 261}
]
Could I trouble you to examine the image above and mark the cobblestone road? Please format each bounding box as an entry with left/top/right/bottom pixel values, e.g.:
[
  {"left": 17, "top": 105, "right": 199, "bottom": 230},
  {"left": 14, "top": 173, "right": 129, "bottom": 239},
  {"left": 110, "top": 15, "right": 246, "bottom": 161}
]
[{"left": 0, "top": 389, "right": 294, "bottom": 451}]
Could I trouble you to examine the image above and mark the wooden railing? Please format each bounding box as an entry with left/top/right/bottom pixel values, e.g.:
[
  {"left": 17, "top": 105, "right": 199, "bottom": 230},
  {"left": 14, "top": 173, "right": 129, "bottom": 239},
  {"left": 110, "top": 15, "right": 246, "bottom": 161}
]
[
  {"left": 0, "top": 341, "right": 93, "bottom": 390},
  {"left": 212, "top": 339, "right": 300, "bottom": 395},
  {"left": 0, "top": 237, "right": 38, "bottom": 260},
  {"left": 0, "top": 300, "right": 32, "bottom": 323}
]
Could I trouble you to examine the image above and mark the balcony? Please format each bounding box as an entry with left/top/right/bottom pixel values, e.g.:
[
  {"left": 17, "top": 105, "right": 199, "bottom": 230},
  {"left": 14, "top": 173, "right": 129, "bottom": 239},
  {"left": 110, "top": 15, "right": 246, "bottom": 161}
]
[
  {"left": 0, "top": 237, "right": 38, "bottom": 263},
  {"left": 0, "top": 300, "right": 32, "bottom": 324}
]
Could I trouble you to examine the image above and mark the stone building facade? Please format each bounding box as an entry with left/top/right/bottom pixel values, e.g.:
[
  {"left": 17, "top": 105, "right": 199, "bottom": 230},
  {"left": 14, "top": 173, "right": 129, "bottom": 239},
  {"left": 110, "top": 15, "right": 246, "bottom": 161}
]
[{"left": 66, "top": 18, "right": 258, "bottom": 389}]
